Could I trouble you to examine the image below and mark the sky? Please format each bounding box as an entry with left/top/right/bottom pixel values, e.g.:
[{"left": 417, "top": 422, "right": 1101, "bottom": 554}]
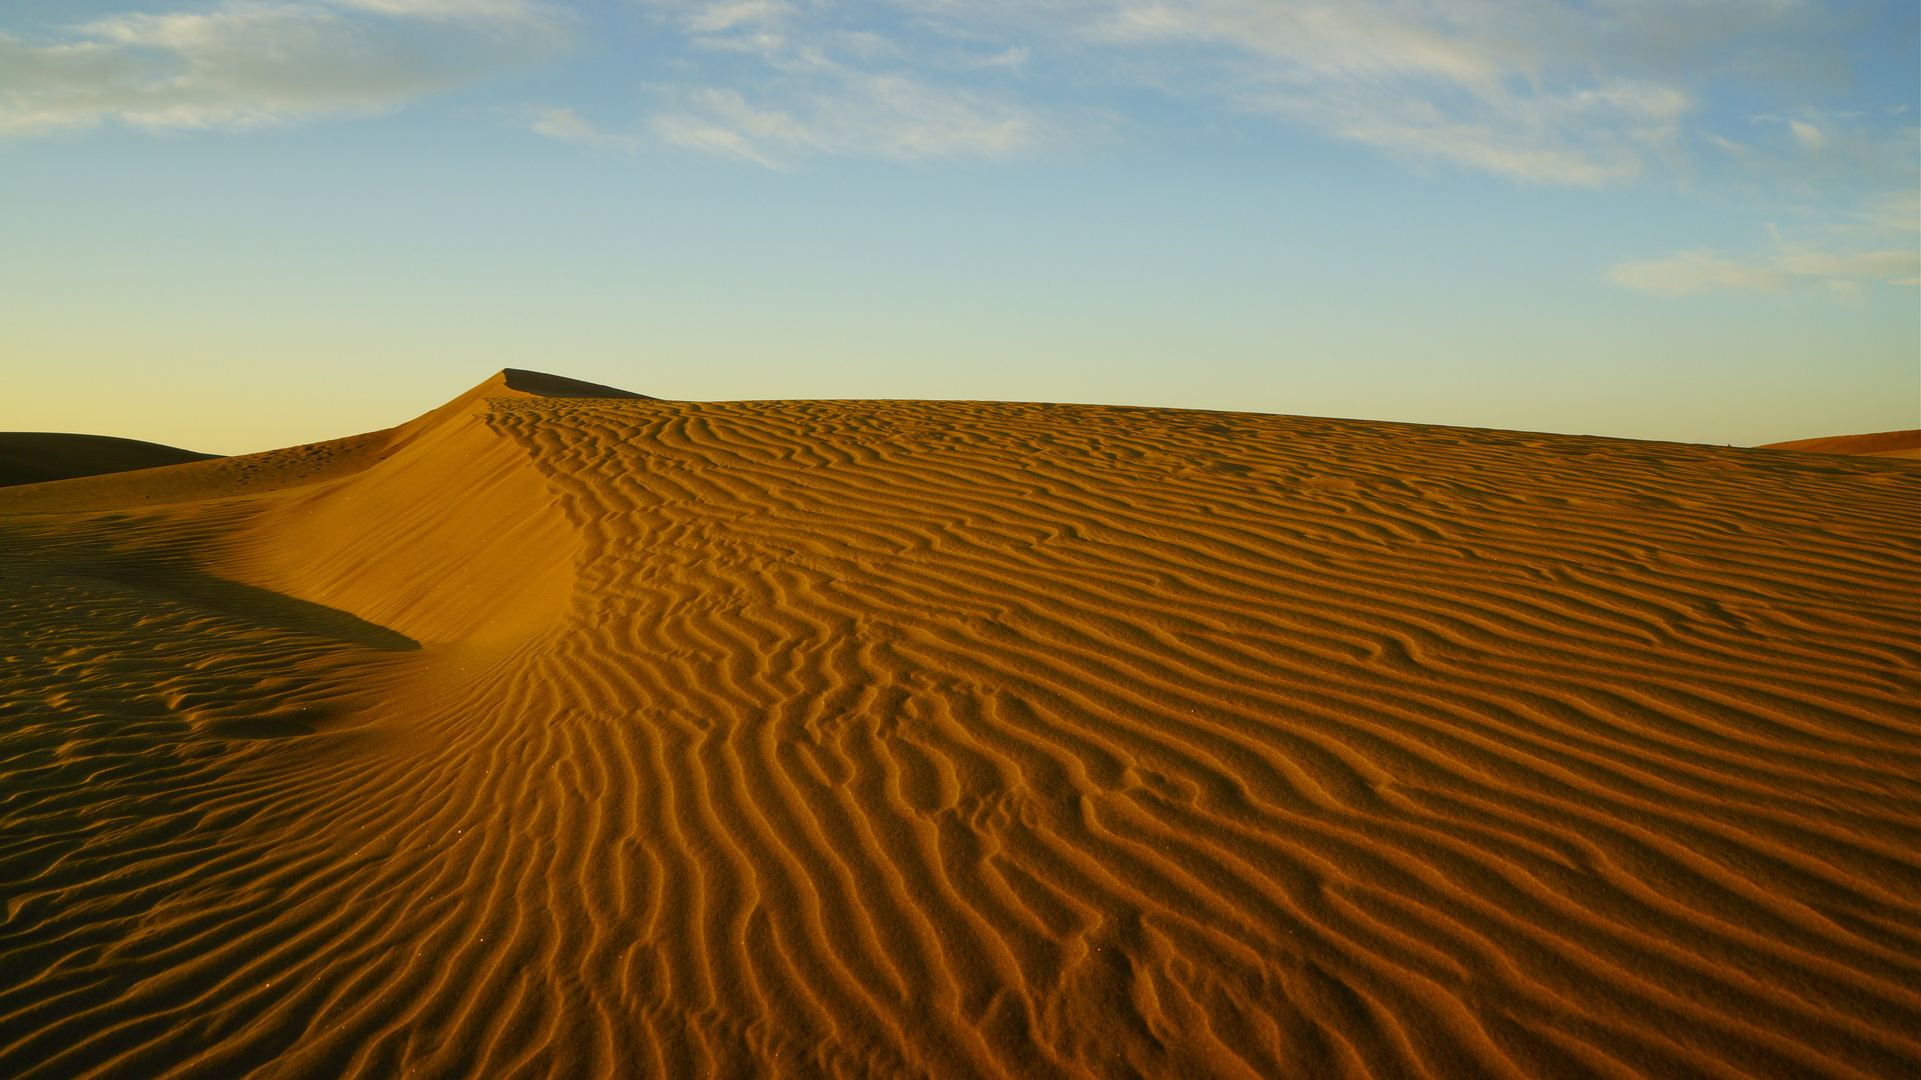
[{"left": 1, "top": 0, "right": 1915, "bottom": 454}]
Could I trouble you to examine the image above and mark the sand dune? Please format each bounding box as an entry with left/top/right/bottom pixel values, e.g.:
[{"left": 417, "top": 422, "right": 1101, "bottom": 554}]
[
  {"left": 2, "top": 372, "right": 1917, "bottom": 1080},
  {"left": 0, "top": 432, "right": 219, "bottom": 488},
  {"left": 1758, "top": 430, "right": 1921, "bottom": 459}
]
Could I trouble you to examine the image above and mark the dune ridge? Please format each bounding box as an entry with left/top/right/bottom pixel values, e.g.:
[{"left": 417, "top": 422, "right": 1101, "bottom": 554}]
[
  {"left": 1, "top": 377, "right": 1917, "bottom": 1079},
  {"left": 0, "top": 432, "right": 220, "bottom": 488},
  {"left": 1757, "top": 430, "right": 1920, "bottom": 459}
]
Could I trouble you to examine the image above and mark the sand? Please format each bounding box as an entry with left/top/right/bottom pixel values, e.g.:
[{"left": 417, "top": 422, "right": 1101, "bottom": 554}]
[
  {"left": 1758, "top": 430, "right": 1921, "bottom": 460},
  {"left": 0, "top": 432, "right": 220, "bottom": 488},
  {"left": 1, "top": 370, "right": 1916, "bottom": 1080}
]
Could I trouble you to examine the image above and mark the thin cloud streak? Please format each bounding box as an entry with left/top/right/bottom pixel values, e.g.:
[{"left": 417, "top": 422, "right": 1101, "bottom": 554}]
[
  {"left": 1607, "top": 247, "right": 1919, "bottom": 300},
  {"left": 0, "top": 0, "right": 569, "bottom": 136},
  {"left": 1610, "top": 192, "right": 1921, "bottom": 297},
  {"left": 529, "top": 106, "right": 638, "bottom": 151},
  {"left": 650, "top": 78, "right": 1047, "bottom": 165}
]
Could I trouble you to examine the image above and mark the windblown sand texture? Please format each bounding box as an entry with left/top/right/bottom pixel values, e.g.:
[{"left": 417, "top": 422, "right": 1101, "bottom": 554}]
[{"left": 3, "top": 371, "right": 1918, "bottom": 1080}]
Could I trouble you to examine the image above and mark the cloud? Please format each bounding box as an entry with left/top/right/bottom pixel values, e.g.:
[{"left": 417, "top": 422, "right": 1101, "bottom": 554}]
[
  {"left": 529, "top": 106, "right": 637, "bottom": 151},
  {"left": 1769, "top": 248, "right": 1918, "bottom": 280},
  {"left": 651, "top": 76, "right": 1045, "bottom": 165},
  {"left": 1613, "top": 244, "right": 1913, "bottom": 294},
  {"left": 1707, "top": 108, "right": 1920, "bottom": 198},
  {"left": 681, "top": 1, "right": 794, "bottom": 34},
  {"left": 632, "top": 1, "right": 1829, "bottom": 182},
  {"left": 1607, "top": 250, "right": 1795, "bottom": 295},
  {"left": 12, "top": 0, "right": 1894, "bottom": 204},
  {"left": 639, "top": 1, "right": 1057, "bottom": 165},
  {"left": 1609, "top": 246, "right": 1919, "bottom": 296},
  {"left": 1610, "top": 195, "right": 1921, "bottom": 296},
  {"left": 0, "top": 0, "right": 568, "bottom": 136},
  {"left": 330, "top": 0, "right": 549, "bottom": 15},
  {"left": 1244, "top": 77, "right": 1687, "bottom": 187},
  {"left": 1070, "top": 0, "right": 1741, "bottom": 185},
  {"left": 1848, "top": 190, "right": 1921, "bottom": 237},
  {"left": 1788, "top": 119, "right": 1826, "bottom": 148}
]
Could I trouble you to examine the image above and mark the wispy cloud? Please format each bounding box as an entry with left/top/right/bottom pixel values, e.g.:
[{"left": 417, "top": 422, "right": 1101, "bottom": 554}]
[
  {"left": 331, "top": 0, "right": 551, "bottom": 15},
  {"left": 1612, "top": 93, "right": 1918, "bottom": 302},
  {"left": 650, "top": 77, "right": 1046, "bottom": 165},
  {"left": 1610, "top": 192, "right": 1921, "bottom": 298},
  {"left": 6, "top": 0, "right": 1909, "bottom": 231},
  {"left": 0, "top": 0, "right": 569, "bottom": 136},
  {"left": 630, "top": 0, "right": 1917, "bottom": 306},
  {"left": 638, "top": 1, "right": 1056, "bottom": 165},
  {"left": 629, "top": 0, "right": 1855, "bottom": 183},
  {"left": 1607, "top": 247, "right": 1919, "bottom": 300},
  {"left": 1075, "top": 0, "right": 1706, "bottom": 185},
  {"left": 529, "top": 106, "right": 637, "bottom": 151},
  {"left": 1609, "top": 250, "right": 1795, "bottom": 295},
  {"left": 1707, "top": 108, "right": 1920, "bottom": 197}
]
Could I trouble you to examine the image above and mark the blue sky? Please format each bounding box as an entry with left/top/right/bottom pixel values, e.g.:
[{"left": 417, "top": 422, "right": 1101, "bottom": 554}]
[{"left": 2, "top": 0, "right": 1915, "bottom": 453}]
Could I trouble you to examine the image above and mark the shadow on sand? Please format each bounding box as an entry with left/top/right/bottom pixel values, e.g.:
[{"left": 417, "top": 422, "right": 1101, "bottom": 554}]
[{"left": 55, "top": 556, "right": 421, "bottom": 652}]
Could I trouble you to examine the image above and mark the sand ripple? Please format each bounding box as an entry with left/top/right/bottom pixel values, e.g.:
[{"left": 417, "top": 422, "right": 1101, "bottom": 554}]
[{"left": 3, "top": 386, "right": 1917, "bottom": 1078}]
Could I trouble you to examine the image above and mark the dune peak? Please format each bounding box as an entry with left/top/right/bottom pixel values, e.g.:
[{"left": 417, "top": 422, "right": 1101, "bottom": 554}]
[{"left": 497, "top": 368, "right": 654, "bottom": 400}]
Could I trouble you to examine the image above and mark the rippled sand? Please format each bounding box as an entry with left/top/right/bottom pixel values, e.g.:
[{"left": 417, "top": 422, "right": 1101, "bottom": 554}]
[{"left": 3, "top": 371, "right": 1917, "bottom": 1079}]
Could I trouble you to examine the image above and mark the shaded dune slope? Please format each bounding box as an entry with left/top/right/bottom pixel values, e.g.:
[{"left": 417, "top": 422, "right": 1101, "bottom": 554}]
[
  {"left": 2, "top": 378, "right": 1917, "bottom": 1080},
  {"left": 0, "top": 432, "right": 219, "bottom": 488},
  {"left": 1758, "top": 431, "right": 1920, "bottom": 459}
]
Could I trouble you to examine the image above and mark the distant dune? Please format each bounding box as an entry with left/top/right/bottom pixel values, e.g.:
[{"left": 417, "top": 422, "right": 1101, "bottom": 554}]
[
  {"left": 1758, "top": 429, "right": 1921, "bottom": 459},
  {"left": 0, "top": 431, "right": 219, "bottom": 487},
  {"left": 1, "top": 371, "right": 1916, "bottom": 1080}
]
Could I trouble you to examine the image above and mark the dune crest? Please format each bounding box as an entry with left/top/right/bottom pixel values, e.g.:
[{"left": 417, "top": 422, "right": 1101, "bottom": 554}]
[
  {"left": 2, "top": 376, "right": 1917, "bottom": 1080},
  {"left": 231, "top": 369, "right": 647, "bottom": 645},
  {"left": 1758, "top": 429, "right": 1920, "bottom": 458},
  {"left": 0, "top": 431, "right": 219, "bottom": 487}
]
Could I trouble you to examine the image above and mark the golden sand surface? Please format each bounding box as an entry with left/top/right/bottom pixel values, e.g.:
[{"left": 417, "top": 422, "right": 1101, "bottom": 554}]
[
  {"left": 2, "top": 371, "right": 1917, "bottom": 1079},
  {"left": 1757, "top": 430, "right": 1921, "bottom": 459}
]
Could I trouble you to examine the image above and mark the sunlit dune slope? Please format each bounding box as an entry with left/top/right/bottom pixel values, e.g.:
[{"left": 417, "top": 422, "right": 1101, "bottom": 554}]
[
  {"left": 1758, "top": 430, "right": 1921, "bottom": 459},
  {"left": 2, "top": 373, "right": 1917, "bottom": 1080},
  {"left": 0, "top": 432, "right": 219, "bottom": 487}
]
